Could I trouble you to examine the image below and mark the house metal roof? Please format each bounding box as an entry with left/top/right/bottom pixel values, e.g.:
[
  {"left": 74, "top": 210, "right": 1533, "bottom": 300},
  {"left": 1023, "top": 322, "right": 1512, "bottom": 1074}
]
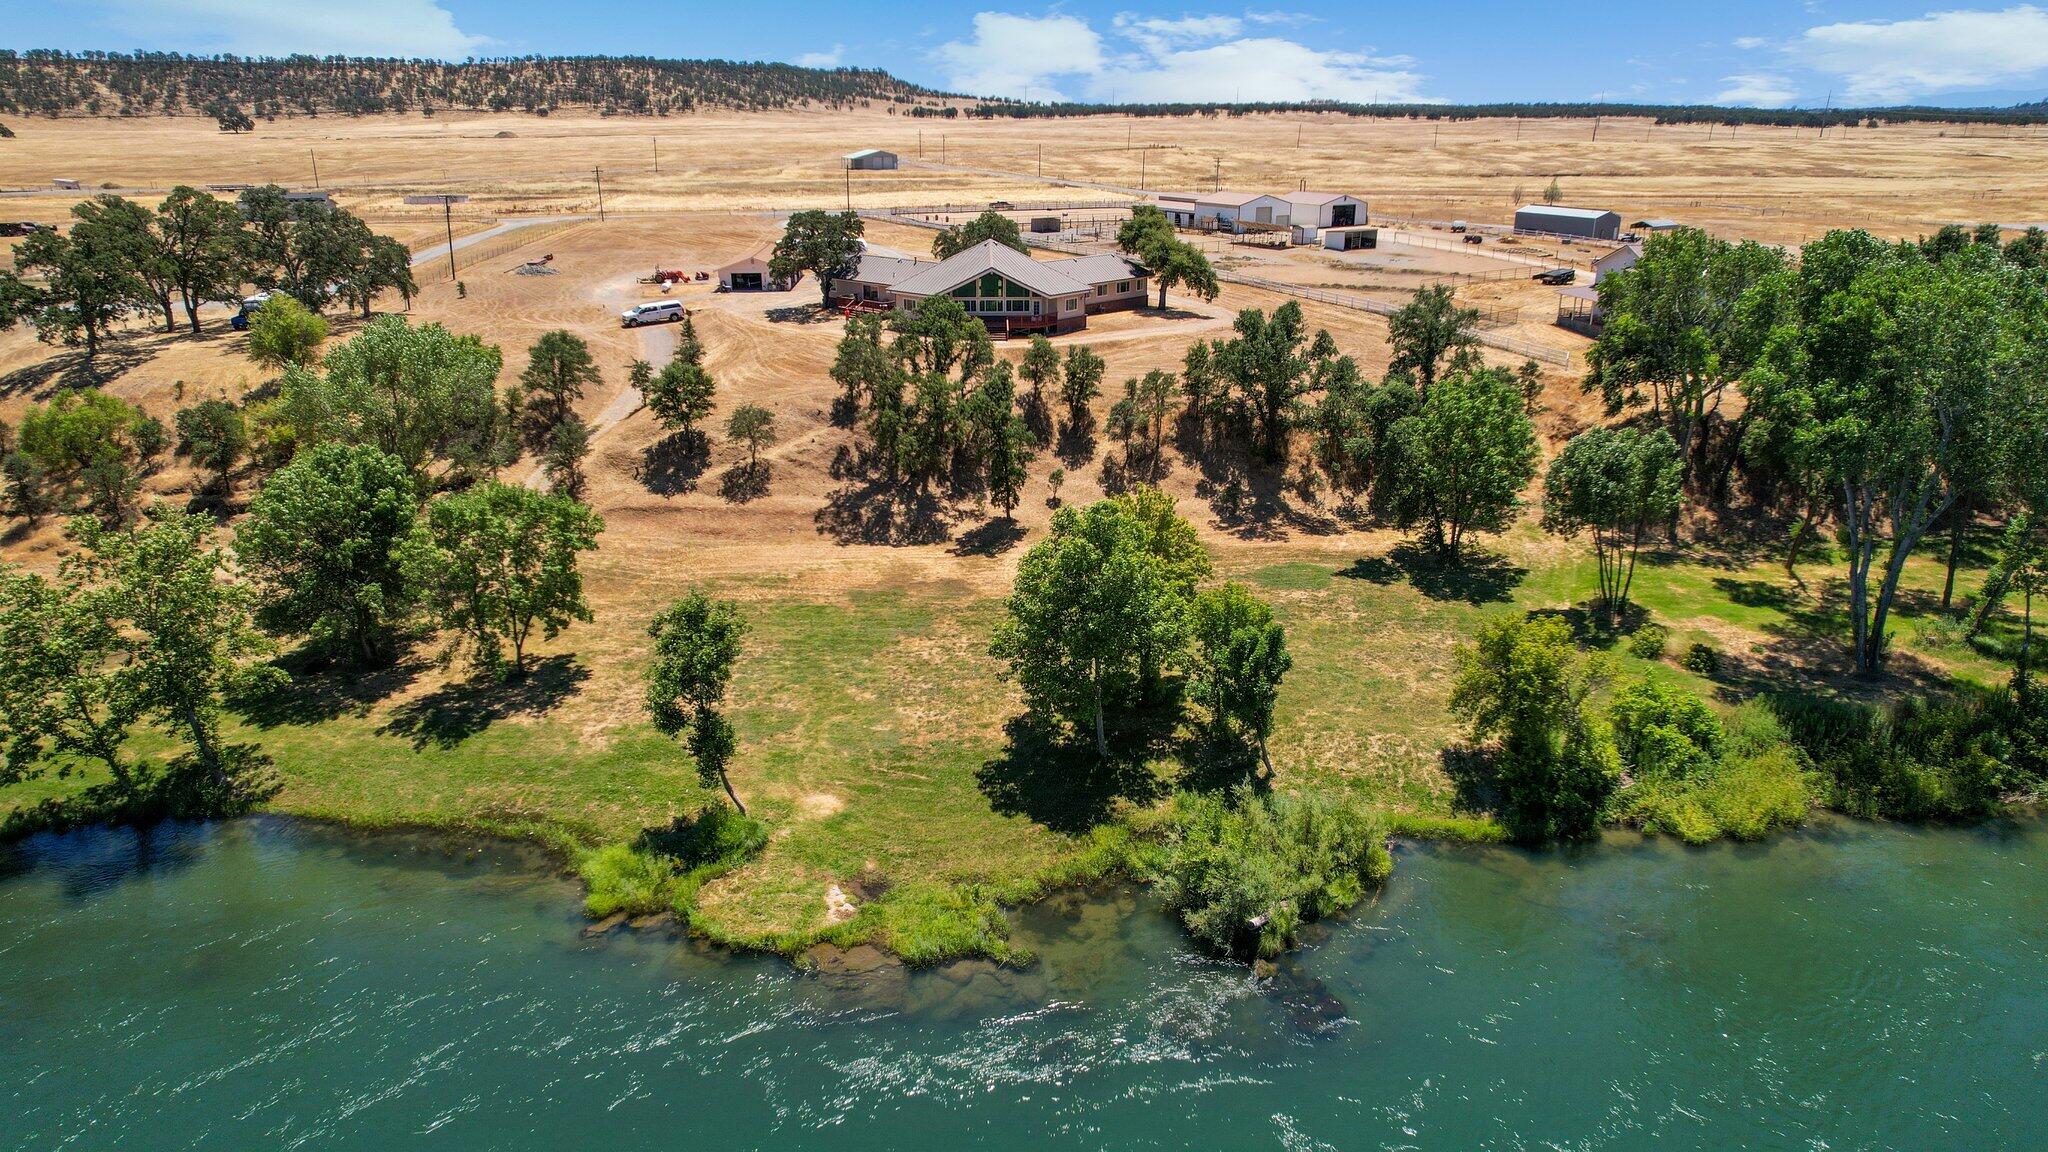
[
  {"left": 843, "top": 148, "right": 894, "bottom": 160},
  {"left": 1286, "top": 191, "right": 1358, "bottom": 206},
  {"left": 891, "top": 241, "right": 1147, "bottom": 299},
  {"left": 1631, "top": 218, "right": 1682, "bottom": 229},
  {"left": 841, "top": 253, "right": 931, "bottom": 285},
  {"left": 1195, "top": 190, "right": 1268, "bottom": 208}
]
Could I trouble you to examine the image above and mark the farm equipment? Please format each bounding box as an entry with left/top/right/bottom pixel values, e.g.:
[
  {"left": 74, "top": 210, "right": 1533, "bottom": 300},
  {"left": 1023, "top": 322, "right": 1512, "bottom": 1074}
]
[
  {"left": 644, "top": 267, "right": 692, "bottom": 286},
  {"left": 511, "top": 253, "right": 556, "bottom": 275},
  {"left": 1533, "top": 268, "right": 1577, "bottom": 285}
]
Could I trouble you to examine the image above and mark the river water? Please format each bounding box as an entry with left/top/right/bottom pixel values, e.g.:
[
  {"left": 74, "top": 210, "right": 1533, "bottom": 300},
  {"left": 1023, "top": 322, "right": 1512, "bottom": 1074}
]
[{"left": 2, "top": 816, "right": 2042, "bottom": 1150}]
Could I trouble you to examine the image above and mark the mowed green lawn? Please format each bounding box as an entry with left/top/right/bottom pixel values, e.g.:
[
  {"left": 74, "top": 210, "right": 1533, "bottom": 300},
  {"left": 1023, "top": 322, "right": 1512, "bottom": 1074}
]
[{"left": 2, "top": 521, "right": 2026, "bottom": 954}]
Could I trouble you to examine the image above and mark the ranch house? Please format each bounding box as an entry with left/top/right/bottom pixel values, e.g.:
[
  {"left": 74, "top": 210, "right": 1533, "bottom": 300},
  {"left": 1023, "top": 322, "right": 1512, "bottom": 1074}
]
[{"left": 829, "top": 240, "right": 1149, "bottom": 335}]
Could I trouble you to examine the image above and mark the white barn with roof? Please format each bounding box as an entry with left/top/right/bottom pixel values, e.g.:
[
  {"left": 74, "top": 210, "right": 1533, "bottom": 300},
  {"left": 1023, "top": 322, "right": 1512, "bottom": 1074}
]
[{"left": 843, "top": 148, "right": 899, "bottom": 171}]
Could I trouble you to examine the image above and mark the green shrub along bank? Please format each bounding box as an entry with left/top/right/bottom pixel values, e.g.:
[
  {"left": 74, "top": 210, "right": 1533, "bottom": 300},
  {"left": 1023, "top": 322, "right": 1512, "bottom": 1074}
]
[
  {"left": 1608, "top": 696, "right": 1815, "bottom": 844},
  {"left": 1767, "top": 687, "right": 2046, "bottom": 822},
  {"left": 1147, "top": 788, "right": 1393, "bottom": 961},
  {"left": 579, "top": 805, "right": 769, "bottom": 920}
]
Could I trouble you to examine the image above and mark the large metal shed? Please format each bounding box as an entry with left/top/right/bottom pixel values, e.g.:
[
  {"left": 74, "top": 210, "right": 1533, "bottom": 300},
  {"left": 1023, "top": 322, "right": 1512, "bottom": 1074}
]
[
  {"left": 1514, "top": 204, "right": 1622, "bottom": 240},
  {"left": 843, "top": 149, "right": 899, "bottom": 171}
]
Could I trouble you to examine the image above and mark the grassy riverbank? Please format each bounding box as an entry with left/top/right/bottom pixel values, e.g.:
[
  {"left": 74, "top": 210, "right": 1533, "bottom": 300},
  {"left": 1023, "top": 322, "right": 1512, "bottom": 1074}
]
[{"left": 2, "top": 523, "right": 2031, "bottom": 963}]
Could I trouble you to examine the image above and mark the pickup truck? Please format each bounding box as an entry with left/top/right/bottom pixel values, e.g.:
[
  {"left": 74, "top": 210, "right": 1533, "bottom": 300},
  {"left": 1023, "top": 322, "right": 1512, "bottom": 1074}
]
[{"left": 1533, "top": 268, "right": 1577, "bottom": 285}]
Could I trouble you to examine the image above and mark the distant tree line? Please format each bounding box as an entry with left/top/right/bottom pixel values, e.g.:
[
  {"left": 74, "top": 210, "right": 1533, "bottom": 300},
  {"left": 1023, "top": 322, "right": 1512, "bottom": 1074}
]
[
  {"left": 0, "top": 50, "right": 957, "bottom": 120},
  {"left": 969, "top": 99, "right": 2048, "bottom": 129}
]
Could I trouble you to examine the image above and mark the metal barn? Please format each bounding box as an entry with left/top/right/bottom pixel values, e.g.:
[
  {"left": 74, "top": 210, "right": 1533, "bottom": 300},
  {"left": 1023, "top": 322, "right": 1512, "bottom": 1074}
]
[
  {"left": 843, "top": 149, "right": 899, "bottom": 171},
  {"left": 1514, "top": 205, "right": 1622, "bottom": 240}
]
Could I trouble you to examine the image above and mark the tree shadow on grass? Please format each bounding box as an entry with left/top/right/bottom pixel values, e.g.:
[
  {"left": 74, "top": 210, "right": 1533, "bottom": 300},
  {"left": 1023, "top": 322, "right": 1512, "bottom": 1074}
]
[
  {"left": 1338, "top": 542, "right": 1526, "bottom": 604},
  {"left": 815, "top": 477, "right": 954, "bottom": 546},
  {"left": 639, "top": 430, "right": 709, "bottom": 496},
  {"left": 949, "top": 517, "right": 1026, "bottom": 557},
  {"left": 1525, "top": 600, "right": 1650, "bottom": 650},
  {"left": 234, "top": 645, "right": 426, "bottom": 729},
  {"left": 377, "top": 655, "right": 589, "bottom": 750},
  {"left": 1438, "top": 743, "right": 1506, "bottom": 826},
  {"left": 0, "top": 344, "right": 154, "bottom": 401},
  {"left": 1054, "top": 413, "right": 1096, "bottom": 468},
  {"left": 718, "top": 461, "right": 772, "bottom": 503},
  {"left": 976, "top": 715, "right": 1166, "bottom": 835}
]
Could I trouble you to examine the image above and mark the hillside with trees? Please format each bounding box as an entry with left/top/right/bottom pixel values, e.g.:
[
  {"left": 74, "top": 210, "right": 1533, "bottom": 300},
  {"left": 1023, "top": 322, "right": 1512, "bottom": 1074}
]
[{"left": 0, "top": 50, "right": 958, "bottom": 120}]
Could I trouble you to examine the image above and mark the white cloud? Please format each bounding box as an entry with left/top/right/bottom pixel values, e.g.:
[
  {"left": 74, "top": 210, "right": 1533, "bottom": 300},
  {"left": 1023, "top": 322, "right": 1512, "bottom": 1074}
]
[
  {"left": 932, "top": 11, "right": 1432, "bottom": 103},
  {"left": 94, "top": 0, "right": 492, "bottom": 58},
  {"left": 1731, "top": 36, "right": 1770, "bottom": 49},
  {"left": 797, "top": 45, "right": 846, "bottom": 68},
  {"left": 934, "top": 13, "right": 1105, "bottom": 101},
  {"left": 1714, "top": 73, "right": 1800, "bottom": 106},
  {"left": 1245, "top": 9, "right": 1318, "bottom": 25},
  {"left": 1789, "top": 5, "right": 2048, "bottom": 101}
]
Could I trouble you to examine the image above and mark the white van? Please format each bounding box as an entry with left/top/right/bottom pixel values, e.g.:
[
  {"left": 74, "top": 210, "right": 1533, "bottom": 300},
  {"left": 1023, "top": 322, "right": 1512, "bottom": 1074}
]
[{"left": 621, "top": 301, "right": 685, "bottom": 328}]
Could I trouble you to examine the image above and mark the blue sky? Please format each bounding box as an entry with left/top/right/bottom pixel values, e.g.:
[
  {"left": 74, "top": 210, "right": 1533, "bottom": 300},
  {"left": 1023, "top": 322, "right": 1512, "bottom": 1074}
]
[{"left": 15, "top": 1, "right": 2048, "bottom": 107}]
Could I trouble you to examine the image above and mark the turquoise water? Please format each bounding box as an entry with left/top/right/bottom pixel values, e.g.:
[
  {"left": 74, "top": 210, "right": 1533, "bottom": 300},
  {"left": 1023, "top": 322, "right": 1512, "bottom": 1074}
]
[{"left": 3, "top": 816, "right": 2044, "bottom": 1150}]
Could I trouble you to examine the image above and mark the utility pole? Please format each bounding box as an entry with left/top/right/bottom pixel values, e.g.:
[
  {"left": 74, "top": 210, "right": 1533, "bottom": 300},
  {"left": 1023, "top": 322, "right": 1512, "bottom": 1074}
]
[
  {"left": 1037, "top": 144, "right": 1042, "bottom": 177},
  {"left": 443, "top": 199, "right": 456, "bottom": 281},
  {"left": 1213, "top": 157, "right": 1220, "bottom": 192},
  {"left": 1591, "top": 117, "right": 1600, "bottom": 142},
  {"left": 1139, "top": 147, "right": 1146, "bottom": 190},
  {"left": 594, "top": 167, "right": 606, "bottom": 222},
  {"left": 845, "top": 164, "right": 851, "bottom": 211},
  {"left": 918, "top": 129, "right": 923, "bottom": 158},
  {"left": 653, "top": 137, "right": 659, "bottom": 175},
  {"left": 309, "top": 149, "right": 321, "bottom": 187}
]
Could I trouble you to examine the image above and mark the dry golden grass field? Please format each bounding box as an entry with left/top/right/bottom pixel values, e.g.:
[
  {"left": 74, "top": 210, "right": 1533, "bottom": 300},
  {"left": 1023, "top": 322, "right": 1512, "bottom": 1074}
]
[{"left": 0, "top": 109, "right": 2039, "bottom": 956}]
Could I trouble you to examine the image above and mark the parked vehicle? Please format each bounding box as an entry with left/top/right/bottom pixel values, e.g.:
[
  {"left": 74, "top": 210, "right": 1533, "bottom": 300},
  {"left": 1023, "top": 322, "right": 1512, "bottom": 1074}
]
[
  {"left": 1533, "top": 268, "right": 1577, "bottom": 285},
  {"left": 620, "top": 300, "right": 686, "bottom": 328},
  {"left": 989, "top": 200, "right": 1014, "bottom": 211},
  {"left": 1620, "top": 231, "right": 1642, "bottom": 243},
  {"left": 229, "top": 292, "right": 273, "bottom": 331},
  {"left": 1449, "top": 221, "right": 1468, "bottom": 233},
  {"left": 1463, "top": 233, "right": 1484, "bottom": 244},
  {"left": 0, "top": 221, "right": 54, "bottom": 237}
]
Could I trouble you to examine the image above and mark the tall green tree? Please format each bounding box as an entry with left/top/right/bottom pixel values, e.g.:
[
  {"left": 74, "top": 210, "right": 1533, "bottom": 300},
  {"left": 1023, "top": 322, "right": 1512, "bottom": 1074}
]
[
  {"left": 1389, "top": 367, "right": 1538, "bottom": 560},
  {"left": 68, "top": 510, "right": 280, "bottom": 798},
  {"left": 644, "top": 593, "right": 750, "bottom": 813},
  {"left": 14, "top": 211, "right": 143, "bottom": 359},
  {"left": 890, "top": 294, "right": 992, "bottom": 383},
  {"left": 769, "top": 209, "right": 864, "bottom": 307},
  {"left": 725, "top": 405, "right": 777, "bottom": 477},
  {"left": 1387, "top": 284, "right": 1480, "bottom": 396},
  {"left": 1115, "top": 206, "right": 1217, "bottom": 310},
  {"left": 0, "top": 567, "right": 134, "bottom": 791},
  {"left": 234, "top": 442, "right": 418, "bottom": 665},
  {"left": 1145, "top": 240, "right": 1221, "bottom": 311},
  {"left": 1450, "top": 615, "right": 1616, "bottom": 842},
  {"left": 174, "top": 398, "right": 249, "bottom": 495},
  {"left": 245, "top": 293, "right": 328, "bottom": 370},
  {"left": 17, "top": 388, "right": 164, "bottom": 524},
  {"left": 1210, "top": 302, "right": 1341, "bottom": 462},
  {"left": 519, "top": 330, "right": 602, "bottom": 444},
  {"left": 1189, "top": 582, "right": 1291, "bottom": 773},
  {"left": 1018, "top": 334, "right": 1062, "bottom": 412},
  {"left": 933, "top": 209, "right": 1027, "bottom": 258},
  {"left": 645, "top": 357, "right": 716, "bottom": 436},
  {"left": 155, "top": 186, "right": 250, "bottom": 334},
  {"left": 1747, "top": 231, "right": 2028, "bottom": 676},
  {"left": 404, "top": 482, "right": 604, "bottom": 678},
  {"left": 1060, "top": 345, "right": 1106, "bottom": 421},
  {"left": 990, "top": 488, "right": 1211, "bottom": 758},
  {"left": 542, "top": 416, "right": 592, "bottom": 500},
  {"left": 277, "top": 316, "right": 504, "bottom": 475},
  {"left": 1587, "top": 227, "right": 1789, "bottom": 521},
  {"left": 1542, "top": 426, "right": 1684, "bottom": 627}
]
